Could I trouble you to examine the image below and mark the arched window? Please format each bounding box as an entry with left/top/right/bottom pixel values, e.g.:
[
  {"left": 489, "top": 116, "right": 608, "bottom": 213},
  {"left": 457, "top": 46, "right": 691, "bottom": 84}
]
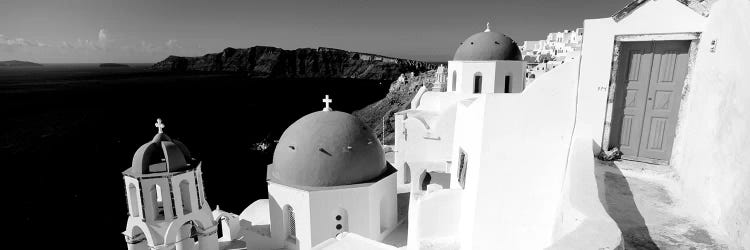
[
  {"left": 217, "top": 216, "right": 231, "bottom": 241},
  {"left": 285, "top": 205, "right": 297, "bottom": 242},
  {"left": 504, "top": 75, "right": 512, "bottom": 93},
  {"left": 403, "top": 163, "right": 411, "bottom": 184},
  {"left": 151, "top": 184, "right": 165, "bottom": 220},
  {"left": 419, "top": 171, "right": 432, "bottom": 191},
  {"left": 176, "top": 222, "right": 196, "bottom": 250},
  {"left": 128, "top": 183, "right": 140, "bottom": 217},
  {"left": 473, "top": 72, "right": 482, "bottom": 94},
  {"left": 451, "top": 71, "right": 457, "bottom": 91},
  {"left": 128, "top": 226, "right": 149, "bottom": 250},
  {"left": 179, "top": 180, "right": 192, "bottom": 215},
  {"left": 217, "top": 218, "right": 224, "bottom": 239}
]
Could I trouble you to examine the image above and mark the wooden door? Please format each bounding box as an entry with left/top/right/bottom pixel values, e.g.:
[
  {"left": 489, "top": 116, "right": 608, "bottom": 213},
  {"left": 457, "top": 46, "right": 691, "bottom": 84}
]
[
  {"left": 612, "top": 41, "right": 690, "bottom": 162},
  {"left": 613, "top": 42, "right": 654, "bottom": 158},
  {"left": 637, "top": 40, "right": 690, "bottom": 160}
]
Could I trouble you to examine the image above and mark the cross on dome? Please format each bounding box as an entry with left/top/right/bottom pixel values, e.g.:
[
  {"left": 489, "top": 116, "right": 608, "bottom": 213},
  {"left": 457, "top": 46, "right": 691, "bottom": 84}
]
[
  {"left": 322, "top": 95, "right": 333, "bottom": 111},
  {"left": 155, "top": 118, "right": 165, "bottom": 134},
  {"left": 485, "top": 22, "right": 491, "bottom": 32}
]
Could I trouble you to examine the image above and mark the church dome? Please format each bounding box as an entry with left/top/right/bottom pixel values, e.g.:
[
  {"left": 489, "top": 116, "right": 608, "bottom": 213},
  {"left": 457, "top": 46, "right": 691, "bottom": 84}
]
[
  {"left": 271, "top": 111, "right": 386, "bottom": 187},
  {"left": 453, "top": 26, "right": 522, "bottom": 61},
  {"left": 129, "top": 120, "right": 195, "bottom": 175}
]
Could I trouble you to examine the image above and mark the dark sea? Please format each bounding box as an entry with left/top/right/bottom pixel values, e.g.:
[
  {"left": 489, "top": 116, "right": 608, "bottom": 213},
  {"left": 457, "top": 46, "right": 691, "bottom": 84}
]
[{"left": 0, "top": 64, "right": 390, "bottom": 246}]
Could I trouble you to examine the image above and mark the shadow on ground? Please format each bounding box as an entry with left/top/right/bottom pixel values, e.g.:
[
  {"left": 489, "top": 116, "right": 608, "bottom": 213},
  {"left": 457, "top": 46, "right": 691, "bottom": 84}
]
[{"left": 595, "top": 161, "right": 660, "bottom": 250}]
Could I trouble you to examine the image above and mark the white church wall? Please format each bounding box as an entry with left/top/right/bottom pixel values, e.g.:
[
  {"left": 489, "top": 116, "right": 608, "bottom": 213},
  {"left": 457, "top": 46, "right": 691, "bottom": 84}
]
[
  {"left": 448, "top": 97, "right": 485, "bottom": 190},
  {"left": 577, "top": 0, "right": 706, "bottom": 153},
  {"left": 305, "top": 173, "right": 397, "bottom": 247},
  {"left": 447, "top": 61, "right": 464, "bottom": 92},
  {"left": 670, "top": 0, "right": 750, "bottom": 247},
  {"left": 447, "top": 61, "right": 525, "bottom": 94},
  {"left": 307, "top": 186, "right": 372, "bottom": 246},
  {"left": 407, "top": 189, "right": 462, "bottom": 250},
  {"left": 456, "top": 54, "right": 580, "bottom": 249},
  {"left": 493, "top": 60, "right": 526, "bottom": 93},
  {"left": 458, "top": 61, "right": 496, "bottom": 94},
  {"left": 267, "top": 182, "right": 312, "bottom": 250},
  {"left": 373, "top": 173, "right": 398, "bottom": 238}
]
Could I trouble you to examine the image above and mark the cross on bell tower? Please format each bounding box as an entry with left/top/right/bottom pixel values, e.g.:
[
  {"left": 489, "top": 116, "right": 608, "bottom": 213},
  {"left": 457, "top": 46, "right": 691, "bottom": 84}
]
[
  {"left": 322, "top": 95, "right": 333, "bottom": 111},
  {"left": 155, "top": 118, "right": 165, "bottom": 134}
]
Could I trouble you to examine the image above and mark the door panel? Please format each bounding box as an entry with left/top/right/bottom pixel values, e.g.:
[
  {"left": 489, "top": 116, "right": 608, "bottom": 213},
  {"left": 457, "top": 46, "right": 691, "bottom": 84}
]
[
  {"left": 613, "top": 42, "right": 654, "bottom": 157},
  {"left": 638, "top": 41, "right": 690, "bottom": 160}
]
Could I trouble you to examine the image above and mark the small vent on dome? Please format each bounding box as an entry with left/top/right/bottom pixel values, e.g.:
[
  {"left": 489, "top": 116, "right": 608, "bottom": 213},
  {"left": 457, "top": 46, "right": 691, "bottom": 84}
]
[
  {"left": 319, "top": 148, "right": 332, "bottom": 156},
  {"left": 494, "top": 41, "right": 500, "bottom": 44},
  {"left": 470, "top": 42, "right": 474, "bottom": 45},
  {"left": 288, "top": 145, "right": 295, "bottom": 150}
]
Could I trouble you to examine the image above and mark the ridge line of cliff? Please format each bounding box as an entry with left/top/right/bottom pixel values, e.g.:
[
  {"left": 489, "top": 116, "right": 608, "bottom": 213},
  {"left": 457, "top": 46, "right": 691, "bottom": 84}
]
[{"left": 150, "top": 46, "right": 438, "bottom": 81}]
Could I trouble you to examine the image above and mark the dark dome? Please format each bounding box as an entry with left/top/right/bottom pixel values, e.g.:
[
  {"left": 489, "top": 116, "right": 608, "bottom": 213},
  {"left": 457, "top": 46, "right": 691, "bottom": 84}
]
[
  {"left": 453, "top": 31, "right": 522, "bottom": 61},
  {"left": 130, "top": 133, "right": 194, "bottom": 175},
  {"left": 271, "top": 111, "right": 386, "bottom": 187}
]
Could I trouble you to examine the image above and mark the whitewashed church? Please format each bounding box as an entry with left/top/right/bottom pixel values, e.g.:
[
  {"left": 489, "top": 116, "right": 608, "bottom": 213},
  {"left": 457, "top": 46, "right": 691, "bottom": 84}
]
[{"left": 122, "top": 0, "right": 750, "bottom": 249}]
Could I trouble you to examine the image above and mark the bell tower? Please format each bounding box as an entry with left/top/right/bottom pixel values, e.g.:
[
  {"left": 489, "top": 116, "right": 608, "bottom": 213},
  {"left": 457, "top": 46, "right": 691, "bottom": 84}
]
[{"left": 122, "top": 119, "right": 219, "bottom": 250}]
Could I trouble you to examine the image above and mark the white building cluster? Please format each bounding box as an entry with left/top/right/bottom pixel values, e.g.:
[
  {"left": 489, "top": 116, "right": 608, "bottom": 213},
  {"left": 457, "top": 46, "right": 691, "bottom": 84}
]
[
  {"left": 519, "top": 28, "right": 583, "bottom": 81},
  {"left": 520, "top": 28, "right": 584, "bottom": 61},
  {"left": 121, "top": 0, "right": 749, "bottom": 249}
]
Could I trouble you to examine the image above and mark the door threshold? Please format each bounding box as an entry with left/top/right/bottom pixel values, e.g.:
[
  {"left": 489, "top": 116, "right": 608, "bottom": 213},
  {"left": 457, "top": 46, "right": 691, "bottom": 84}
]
[{"left": 621, "top": 155, "right": 668, "bottom": 166}]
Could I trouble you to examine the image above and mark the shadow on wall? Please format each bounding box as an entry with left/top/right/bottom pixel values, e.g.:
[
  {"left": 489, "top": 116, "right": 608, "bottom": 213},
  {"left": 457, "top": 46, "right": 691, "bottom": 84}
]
[{"left": 595, "top": 161, "right": 659, "bottom": 250}]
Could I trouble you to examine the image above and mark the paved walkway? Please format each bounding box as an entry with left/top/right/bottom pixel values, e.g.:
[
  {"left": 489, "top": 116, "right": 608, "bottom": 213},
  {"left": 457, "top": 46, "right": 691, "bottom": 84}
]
[{"left": 595, "top": 160, "right": 727, "bottom": 249}]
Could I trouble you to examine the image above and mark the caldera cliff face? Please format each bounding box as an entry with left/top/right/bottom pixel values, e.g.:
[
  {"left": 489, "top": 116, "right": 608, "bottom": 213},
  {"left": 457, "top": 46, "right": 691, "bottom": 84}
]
[{"left": 150, "top": 46, "right": 437, "bottom": 81}]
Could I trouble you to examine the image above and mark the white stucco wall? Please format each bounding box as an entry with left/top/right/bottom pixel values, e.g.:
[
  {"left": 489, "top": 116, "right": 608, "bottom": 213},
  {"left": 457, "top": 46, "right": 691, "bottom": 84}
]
[
  {"left": 577, "top": 0, "right": 706, "bottom": 152},
  {"left": 267, "top": 173, "right": 397, "bottom": 250},
  {"left": 307, "top": 173, "right": 397, "bottom": 245},
  {"left": 548, "top": 127, "right": 621, "bottom": 249},
  {"left": 669, "top": 0, "right": 750, "bottom": 247},
  {"left": 268, "top": 183, "right": 312, "bottom": 249},
  {"left": 454, "top": 54, "right": 580, "bottom": 249},
  {"left": 407, "top": 189, "right": 462, "bottom": 250}
]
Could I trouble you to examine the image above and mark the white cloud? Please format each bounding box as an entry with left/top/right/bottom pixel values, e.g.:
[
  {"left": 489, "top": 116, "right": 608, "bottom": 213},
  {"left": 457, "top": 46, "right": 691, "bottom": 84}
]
[
  {"left": 0, "top": 35, "right": 46, "bottom": 47},
  {"left": 1, "top": 29, "right": 201, "bottom": 62},
  {"left": 165, "top": 39, "right": 180, "bottom": 49},
  {"left": 98, "top": 28, "right": 113, "bottom": 48}
]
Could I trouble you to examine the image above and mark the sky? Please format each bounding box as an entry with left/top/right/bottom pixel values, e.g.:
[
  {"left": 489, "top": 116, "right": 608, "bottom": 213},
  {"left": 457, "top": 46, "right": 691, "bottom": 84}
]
[{"left": 0, "top": 0, "right": 631, "bottom": 63}]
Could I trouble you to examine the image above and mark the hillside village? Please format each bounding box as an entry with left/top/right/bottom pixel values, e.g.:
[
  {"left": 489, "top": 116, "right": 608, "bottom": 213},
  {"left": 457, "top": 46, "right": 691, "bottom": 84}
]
[{"left": 121, "top": 0, "right": 749, "bottom": 249}]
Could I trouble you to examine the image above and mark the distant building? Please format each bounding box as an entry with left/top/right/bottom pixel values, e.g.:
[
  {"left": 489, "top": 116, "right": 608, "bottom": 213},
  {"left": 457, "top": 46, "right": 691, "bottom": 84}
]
[{"left": 519, "top": 28, "right": 583, "bottom": 80}]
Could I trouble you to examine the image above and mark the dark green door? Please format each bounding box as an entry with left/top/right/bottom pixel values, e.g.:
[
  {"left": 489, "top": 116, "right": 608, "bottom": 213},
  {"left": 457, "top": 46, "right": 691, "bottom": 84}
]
[{"left": 613, "top": 40, "right": 690, "bottom": 162}]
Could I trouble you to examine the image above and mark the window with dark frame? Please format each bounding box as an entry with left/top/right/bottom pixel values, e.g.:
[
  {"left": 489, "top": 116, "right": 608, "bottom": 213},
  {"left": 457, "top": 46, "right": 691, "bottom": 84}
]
[
  {"left": 458, "top": 149, "right": 468, "bottom": 189},
  {"left": 473, "top": 74, "right": 482, "bottom": 93},
  {"left": 504, "top": 75, "right": 511, "bottom": 93}
]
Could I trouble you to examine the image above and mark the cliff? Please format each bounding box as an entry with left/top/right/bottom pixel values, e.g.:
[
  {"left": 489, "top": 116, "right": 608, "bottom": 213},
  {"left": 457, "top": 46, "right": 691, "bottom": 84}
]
[
  {"left": 353, "top": 70, "right": 436, "bottom": 144},
  {"left": 150, "top": 46, "right": 437, "bottom": 81}
]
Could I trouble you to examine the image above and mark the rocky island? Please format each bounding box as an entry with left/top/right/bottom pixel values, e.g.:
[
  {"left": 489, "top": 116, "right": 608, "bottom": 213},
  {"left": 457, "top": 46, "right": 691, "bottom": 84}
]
[
  {"left": 0, "top": 60, "right": 42, "bottom": 67},
  {"left": 99, "top": 63, "right": 130, "bottom": 68}
]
